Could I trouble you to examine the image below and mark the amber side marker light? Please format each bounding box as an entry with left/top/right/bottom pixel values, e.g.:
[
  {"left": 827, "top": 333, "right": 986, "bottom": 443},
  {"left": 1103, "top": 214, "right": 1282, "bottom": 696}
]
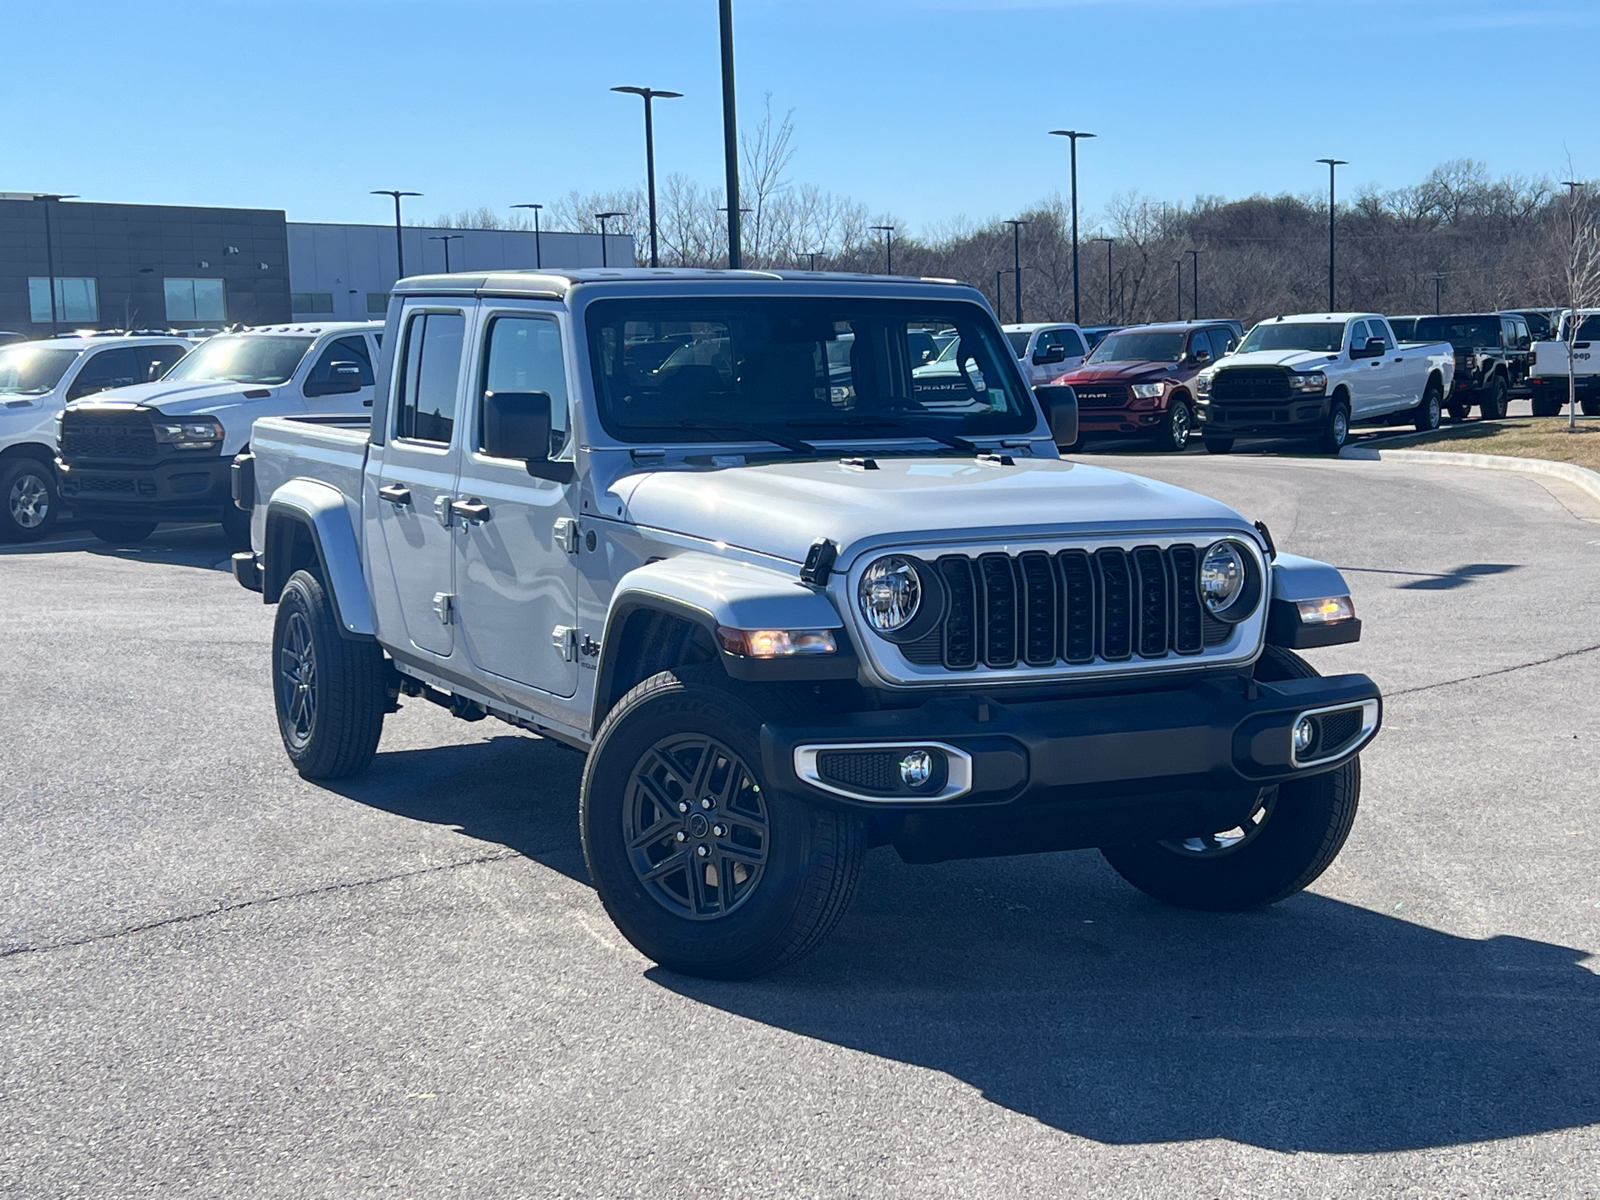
[
  {"left": 716, "top": 627, "right": 839, "bottom": 658},
  {"left": 1297, "top": 596, "right": 1356, "bottom": 624}
]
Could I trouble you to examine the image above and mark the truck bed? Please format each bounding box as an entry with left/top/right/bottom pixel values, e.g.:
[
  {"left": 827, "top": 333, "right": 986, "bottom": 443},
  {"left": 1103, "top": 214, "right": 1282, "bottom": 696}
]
[{"left": 249, "top": 415, "right": 371, "bottom": 544}]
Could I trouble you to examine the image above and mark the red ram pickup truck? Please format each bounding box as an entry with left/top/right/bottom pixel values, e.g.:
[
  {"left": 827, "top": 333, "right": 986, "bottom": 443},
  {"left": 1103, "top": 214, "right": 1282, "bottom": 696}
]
[{"left": 1052, "top": 321, "right": 1239, "bottom": 452}]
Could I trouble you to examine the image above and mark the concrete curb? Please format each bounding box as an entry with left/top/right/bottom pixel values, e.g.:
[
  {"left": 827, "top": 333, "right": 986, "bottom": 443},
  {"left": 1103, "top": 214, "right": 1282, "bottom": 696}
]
[{"left": 1339, "top": 445, "right": 1600, "bottom": 504}]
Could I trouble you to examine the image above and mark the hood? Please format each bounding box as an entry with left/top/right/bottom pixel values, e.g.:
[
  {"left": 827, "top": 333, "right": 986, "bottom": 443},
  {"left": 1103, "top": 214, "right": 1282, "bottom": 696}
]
[
  {"left": 67, "top": 379, "right": 275, "bottom": 416},
  {"left": 1213, "top": 349, "right": 1338, "bottom": 372},
  {"left": 613, "top": 455, "right": 1250, "bottom": 566},
  {"left": 1057, "top": 360, "right": 1183, "bottom": 386}
]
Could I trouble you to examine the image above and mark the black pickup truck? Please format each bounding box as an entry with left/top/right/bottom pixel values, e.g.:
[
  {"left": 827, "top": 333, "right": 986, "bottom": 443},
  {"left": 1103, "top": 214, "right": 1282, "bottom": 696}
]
[{"left": 1412, "top": 313, "right": 1530, "bottom": 421}]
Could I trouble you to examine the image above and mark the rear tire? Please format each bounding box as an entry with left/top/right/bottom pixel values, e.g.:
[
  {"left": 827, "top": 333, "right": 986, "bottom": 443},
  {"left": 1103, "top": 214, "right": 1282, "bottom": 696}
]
[
  {"left": 1100, "top": 646, "right": 1361, "bottom": 912},
  {"left": 1480, "top": 375, "right": 1508, "bottom": 420},
  {"left": 272, "top": 569, "right": 386, "bottom": 780},
  {"left": 1316, "top": 398, "right": 1350, "bottom": 454},
  {"left": 1412, "top": 379, "right": 1443, "bottom": 432},
  {"left": 581, "top": 666, "right": 865, "bottom": 979},
  {"left": 1531, "top": 395, "right": 1562, "bottom": 417},
  {"left": 1447, "top": 399, "right": 1471, "bottom": 422},
  {"left": 1202, "top": 435, "right": 1234, "bottom": 454},
  {"left": 86, "top": 519, "right": 158, "bottom": 545},
  {"left": 0, "top": 459, "right": 58, "bottom": 543},
  {"left": 1582, "top": 398, "right": 1600, "bottom": 418},
  {"left": 1155, "top": 398, "right": 1193, "bottom": 452}
]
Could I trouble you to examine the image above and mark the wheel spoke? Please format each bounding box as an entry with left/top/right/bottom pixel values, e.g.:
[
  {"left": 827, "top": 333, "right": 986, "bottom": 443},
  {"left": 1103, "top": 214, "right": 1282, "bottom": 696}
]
[
  {"left": 645, "top": 746, "right": 700, "bottom": 801},
  {"left": 714, "top": 839, "right": 763, "bottom": 865},
  {"left": 639, "top": 849, "right": 688, "bottom": 884},
  {"left": 627, "top": 814, "right": 678, "bottom": 851}
]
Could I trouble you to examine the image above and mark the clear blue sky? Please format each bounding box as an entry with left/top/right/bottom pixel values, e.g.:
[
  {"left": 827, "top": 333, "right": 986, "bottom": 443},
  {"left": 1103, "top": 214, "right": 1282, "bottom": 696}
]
[{"left": 6, "top": 0, "right": 1596, "bottom": 234}]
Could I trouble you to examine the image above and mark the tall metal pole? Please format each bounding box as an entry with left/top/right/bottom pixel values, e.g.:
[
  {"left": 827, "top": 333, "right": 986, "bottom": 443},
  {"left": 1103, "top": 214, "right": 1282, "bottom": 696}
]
[
  {"left": 997, "top": 270, "right": 1007, "bottom": 321},
  {"left": 871, "top": 225, "right": 895, "bottom": 274},
  {"left": 1175, "top": 259, "right": 1182, "bottom": 322},
  {"left": 1093, "top": 237, "right": 1113, "bottom": 322},
  {"left": 1316, "top": 158, "right": 1346, "bottom": 311},
  {"left": 1433, "top": 274, "right": 1444, "bottom": 314},
  {"left": 1050, "top": 130, "right": 1095, "bottom": 325},
  {"left": 372, "top": 190, "right": 421, "bottom": 281},
  {"left": 719, "top": 0, "right": 742, "bottom": 269},
  {"left": 613, "top": 87, "right": 682, "bottom": 268},
  {"left": 33, "top": 194, "right": 78, "bottom": 334},
  {"left": 429, "top": 234, "right": 462, "bottom": 273},
  {"left": 595, "top": 212, "right": 627, "bottom": 268},
  {"left": 1005, "top": 219, "right": 1028, "bottom": 324},
  {"left": 1188, "top": 249, "right": 1201, "bottom": 320},
  {"left": 513, "top": 203, "right": 544, "bottom": 268}
]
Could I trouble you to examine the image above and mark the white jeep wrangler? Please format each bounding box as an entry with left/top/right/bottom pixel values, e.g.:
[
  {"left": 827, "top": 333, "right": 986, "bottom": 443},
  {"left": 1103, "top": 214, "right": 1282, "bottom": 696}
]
[{"left": 233, "top": 269, "right": 1381, "bottom": 978}]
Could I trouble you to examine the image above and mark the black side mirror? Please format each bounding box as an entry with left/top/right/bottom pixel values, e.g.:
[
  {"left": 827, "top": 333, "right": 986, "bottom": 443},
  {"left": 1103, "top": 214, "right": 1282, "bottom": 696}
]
[
  {"left": 483, "top": 390, "right": 574, "bottom": 483},
  {"left": 1192, "top": 348, "right": 1211, "bottom": 366},
  {"left": 1035, "top": 344, "right": 1068, "bottom": 366},
  {"left": 1366, "top": 336, "right": 1387, "bottom": 356},
  {"left": 305, "top": 362, "right": 365, "bottom": 397},
  {"left": 1034, "top": 384, "right": 1079, "bottom": 448}
]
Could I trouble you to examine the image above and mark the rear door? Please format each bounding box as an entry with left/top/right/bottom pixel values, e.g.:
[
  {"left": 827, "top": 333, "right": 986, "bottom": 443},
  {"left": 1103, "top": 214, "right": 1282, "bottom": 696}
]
[
  {"left": 368, "top": 304, "right": 471, "bottom": 658},
  {"left": 451, "top": 304, "right": 581, "bottom": 697},
  {"left": 1368, "top": 318, "right": 1410, "bottom": 412}
]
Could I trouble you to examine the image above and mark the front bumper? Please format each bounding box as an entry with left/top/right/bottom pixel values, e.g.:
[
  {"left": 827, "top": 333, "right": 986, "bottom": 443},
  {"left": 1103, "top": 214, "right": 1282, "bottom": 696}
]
[
  {"left": 1195, "top": 395, "right": 1330, "bottom": 436},
  {"left": 56, "top": 454, "right": 232, "bottom": 520},
  {"left": 760, "top": 670, "right": 1381, "bottom": 861},
  {"left": 1078, "top": 406, "right": 1169, "bottom": 434}
]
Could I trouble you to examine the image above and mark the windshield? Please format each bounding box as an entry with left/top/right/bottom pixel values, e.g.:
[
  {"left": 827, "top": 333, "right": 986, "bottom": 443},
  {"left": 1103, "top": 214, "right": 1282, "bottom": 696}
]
[
  {"left": 1414, "top": 316, "right": 1499, "bottom": 349},
  {"left": 1559, "top": 313, "right": 1600, "bottom": 341},
  {"left": 1005, "top": 331, "right": 1031, "bottom": 357},
  {"left": 587, "top": 297, "right": 1036, "bottom": 445},
  {"left": 0, "top": 345, "right": 78, "bottom": 395},
  {"left": 1239, "top": 322, "right": 1346, "bottom": 354},
  {"left": 163, "top": 335, "right": 315, "bottom": 385},
  {"left": 1086, "top": 330, "right": 1185, "bottom": 364}
]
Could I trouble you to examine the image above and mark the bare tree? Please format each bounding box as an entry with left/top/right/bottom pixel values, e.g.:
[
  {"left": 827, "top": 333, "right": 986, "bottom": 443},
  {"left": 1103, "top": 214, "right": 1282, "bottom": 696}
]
[{"left": 1559, "top": 184, "right": 1600, "bottom": 429}]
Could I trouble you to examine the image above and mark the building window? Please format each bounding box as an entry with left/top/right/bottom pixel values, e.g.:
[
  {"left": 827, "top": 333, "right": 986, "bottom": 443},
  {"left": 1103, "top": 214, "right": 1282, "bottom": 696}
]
[
  {"left": 165, "top": 278, "right": 227, "bottom": 322},
  {"left": 291, "top": 292, "right": 336, "bottom": 315},
  {"left": 28, "top": 277, "right": 99, "bottom": 324},
  {"left": 366, "top": 292, "right": 390, "bottom": 315}
]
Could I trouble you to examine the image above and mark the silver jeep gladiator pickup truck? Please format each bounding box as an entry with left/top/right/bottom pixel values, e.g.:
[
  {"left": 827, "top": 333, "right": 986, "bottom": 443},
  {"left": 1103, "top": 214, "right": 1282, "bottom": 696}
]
[{"left": 232, "top": 269, "right": 1381, "bottom": 978}]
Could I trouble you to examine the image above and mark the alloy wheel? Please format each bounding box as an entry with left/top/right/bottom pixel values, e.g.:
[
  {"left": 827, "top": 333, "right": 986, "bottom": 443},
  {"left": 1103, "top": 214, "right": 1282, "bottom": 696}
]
[
  {"left": 8, "top": 472, "right": 50, "bottom": 529},
  {"left": 1159, "top": 787, "right": 1277, "bottom": 858},
  {"left": 277, "top": 610, "right": 318, "bottom": 750},
  {"left": 624, "top": 733, "right": 770, "bottom": 920}
]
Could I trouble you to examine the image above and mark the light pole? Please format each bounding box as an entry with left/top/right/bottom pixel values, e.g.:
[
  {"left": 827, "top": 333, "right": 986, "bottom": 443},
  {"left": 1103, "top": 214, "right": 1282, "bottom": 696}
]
[
  {"left": 996, "top": 270, "right": 1007, "bottom": 320},
  {"left": 372, "top": 190, "right": 422, "bottom": 281},
  {"left": 1005, "top": 219, "right": 1029, "bottom": 324},
  {"left": 1433, "top": 273, "right": 1446, "bottom": 314},
  {"left": 1175, "top": 259, "right": 1183, "bottom": 321},
  {"left": 612, "top": 86, "right": 682, "bottom": 268},
  {"left": 1316, "top": 158, "right": 1346, "bottom": 311},
  {"left": 1561, "top": 180, "right": 1584, "bottom": 242},
  {"left": 871, "top": 224, "right": 895, "bottom": 274},
  {"left": 1187, "top": 249, "right": 1201, "bottom": 319},
  {"left": 595, "top": 212, "right": 627, "bottom": 267},
  {"left": 511, "top": 203, "right": 543, "bottom": 268},
  {"left": 32, "top": 193, "right": 78, "bottom": 335},
  {"left": 428, "top": 234, "right": 463, "bottom": 273},
  {"left": 719, "top": 0, "right": 742, "bottom": 269},
  {"left": 1049, "top": 129, "right": 1095, "bottom": 325},
  {"left": 1092, "top": 236, "right": 1113, "bottom": 322},
  {"left": 806, "top": 252, "right": 823, "bottom": 271}
]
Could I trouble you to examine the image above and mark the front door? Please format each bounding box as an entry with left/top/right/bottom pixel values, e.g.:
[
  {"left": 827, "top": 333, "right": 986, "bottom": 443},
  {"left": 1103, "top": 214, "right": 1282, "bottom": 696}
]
[
  {"left": 369, "top": 305, "right": 470, "bottom": 658},
  {"left": 452, "top": 305, "right": 581, "bottom": 697}
]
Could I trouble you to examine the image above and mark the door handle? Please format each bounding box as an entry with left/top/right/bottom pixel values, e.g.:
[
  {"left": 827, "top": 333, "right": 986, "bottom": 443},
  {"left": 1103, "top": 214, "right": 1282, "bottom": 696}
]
[
  {"left": 377, "top": 483, "right": 412, "bottom": 507},
  {"left": 1393, "top": 357, "right": 1404, "bottom": 363},
  {"left": 450, "top": 497, "right": 492, "bottom": 524}
]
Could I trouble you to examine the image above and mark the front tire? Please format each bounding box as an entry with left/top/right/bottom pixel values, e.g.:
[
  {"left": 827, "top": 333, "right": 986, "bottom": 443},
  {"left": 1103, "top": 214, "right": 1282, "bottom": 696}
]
[
  {"left": 272, "top": 569, "right": 386, "bottom": 779},
  {"left": 1100, "top": 646, "right": 1361, "bottom": 911},
  {"left": 0, "top": 459, "right": 58, "bottom": 543},
  {"left": 1480, "top": 375, "right": 1508, "bottom": 420},
  {"left": 86, "top": 519, "right": 158, "bottom": 545},
  {"left": 1316, "top": 397, "right": 1350, "bottom": 454},
  {"left": 1412, "top": 379, "right": 1443, "bottom": 432},
  {"left": 581, "top": 667, "right": 865, "bottom": 979},
  {"left": 1155, "top": 398, "right": 1193, "bottom": 452}
]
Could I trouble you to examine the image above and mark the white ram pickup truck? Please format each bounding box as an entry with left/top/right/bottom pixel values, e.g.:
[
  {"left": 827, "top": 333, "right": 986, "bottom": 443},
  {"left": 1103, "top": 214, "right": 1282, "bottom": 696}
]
[
  {"left": 1528, "top": 309, "right": 1600, "bottom": 417},
  {"left": 55, "top": 322, "right": 382, "bottom": 545},
  {"left": 1194, "top": 313, "right": 1455, "bottom": 453},
  {"left": 232, "top": 269, "right": 1381, "bottom": 978}
]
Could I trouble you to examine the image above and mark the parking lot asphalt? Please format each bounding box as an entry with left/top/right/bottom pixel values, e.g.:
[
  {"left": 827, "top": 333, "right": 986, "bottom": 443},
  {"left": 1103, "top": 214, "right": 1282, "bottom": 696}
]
[{"left": 3, "top": 449, "right": 1599, "bottom": 1199}]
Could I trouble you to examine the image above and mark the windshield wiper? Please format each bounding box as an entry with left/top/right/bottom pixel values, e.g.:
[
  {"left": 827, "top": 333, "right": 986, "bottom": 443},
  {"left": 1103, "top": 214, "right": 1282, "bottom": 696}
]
[
  {"left": 788, "top": 414, "right": 979, "bottom": 454},
  {"left": 672, "top": 419, "right": 818, "bottom": 455}
]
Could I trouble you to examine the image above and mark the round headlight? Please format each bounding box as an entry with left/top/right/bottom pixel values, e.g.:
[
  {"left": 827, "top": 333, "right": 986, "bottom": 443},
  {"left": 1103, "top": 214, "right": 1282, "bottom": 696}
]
[
  {"left": 858, "top": 555, "right": 921, "bottom": 634},
  {"left": 1200, "top": 540, "right": 1248, "bottom": 615}
]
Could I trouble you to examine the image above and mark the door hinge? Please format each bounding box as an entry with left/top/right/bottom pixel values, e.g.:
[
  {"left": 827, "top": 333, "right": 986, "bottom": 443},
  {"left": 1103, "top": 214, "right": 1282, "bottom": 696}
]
[
  {"left": 554, "top": 516, "right": 580, "bottom": 553},
  {"left": 433, "top": 494, "right": 453, "bottom": 527},
  {"left": 552, "top": 625, "right": 579, "bottom": 661},
  {"left": 433, "top": 592, "right": 455, "bottom": 624}
]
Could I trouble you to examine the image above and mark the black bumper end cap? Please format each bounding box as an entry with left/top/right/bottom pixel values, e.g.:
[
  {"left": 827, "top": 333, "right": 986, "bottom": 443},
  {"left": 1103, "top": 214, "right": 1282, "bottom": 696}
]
[{"left": 232, "top": 551, "right": 263, "bottom": 594}]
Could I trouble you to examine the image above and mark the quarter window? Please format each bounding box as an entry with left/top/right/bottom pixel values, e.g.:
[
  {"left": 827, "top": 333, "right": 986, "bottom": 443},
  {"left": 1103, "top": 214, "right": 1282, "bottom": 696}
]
[
  {"left": 165, "top": 278, "right": 226, "bottom": 322},
  {"left": 28, "top": 277, "right": 98, "bottom": 324},
  {"left": 479, "top": 315, "right": 569, "bottom": 455},
  {"left": 394, "top": 311, "right": 465, "bottom": 444}
]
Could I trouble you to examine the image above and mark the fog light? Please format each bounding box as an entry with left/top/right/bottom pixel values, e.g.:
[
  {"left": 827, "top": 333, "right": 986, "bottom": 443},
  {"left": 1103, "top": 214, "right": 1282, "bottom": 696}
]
[
  {"left": 899, "top": 750, "right": 933, "bottom": 787},
  {"left": 1293, "top": 716, "right": 1316, "bottom": 755}
]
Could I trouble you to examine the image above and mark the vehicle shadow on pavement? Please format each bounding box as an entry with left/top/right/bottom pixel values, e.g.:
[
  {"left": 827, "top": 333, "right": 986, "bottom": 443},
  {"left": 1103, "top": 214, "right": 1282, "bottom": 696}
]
[
  {"left": 1, "top": 523, "right": 236, "bottom": 572},
  {"left": 324, "top": 734, "right": 591, "bottom": 884},
  {"left": 653, "top": 849, "right": 1600, "bottom": 1154}
]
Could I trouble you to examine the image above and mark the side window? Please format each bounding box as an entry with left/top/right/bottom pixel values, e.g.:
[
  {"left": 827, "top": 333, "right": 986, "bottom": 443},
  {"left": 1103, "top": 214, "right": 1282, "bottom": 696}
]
[
  {"left": 1369, "top": 319, "right": 1393, "bottom": 349},
  {"left": 1515, "top": 318, "right": 1530, "bottom": 350},
  {"left": 308, "top": 335, "right": 375, "bottom": 387},
  {"left": 1207, "top": 328, "right": 1235, "bottom": 358},
  {"left": 478, "top": 314, "right": 570, "bottom": 455},
  {"left": 144, "top": 344, "right": 187, "bottom": 380},
  {"left": 1059, "top": 329, "right": 1086, "bottom": 358},
  {"left": 66, "top": 348, "right": 141, "bottom": 400},
  {"left": 1347, "top": 321, "right": 1369, "bottom": 351},
  {"left": 393, "top": 311, "right": 466, "bottom": 445}
]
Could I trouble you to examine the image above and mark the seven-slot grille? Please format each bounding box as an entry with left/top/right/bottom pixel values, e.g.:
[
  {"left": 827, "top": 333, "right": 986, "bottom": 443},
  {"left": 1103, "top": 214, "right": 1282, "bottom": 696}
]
[
  {"left": 59, "top": 410, "right": 159, "bottom": 461},
  {"left": 1210, "top": 367, "right": 1293, "bottom": 402},
  {"left": 1070, "top": 384, "right": 1130, "bottom": 409},
  {"left": 899, "top": 544, "right": 1227, "bottom": 672}
]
